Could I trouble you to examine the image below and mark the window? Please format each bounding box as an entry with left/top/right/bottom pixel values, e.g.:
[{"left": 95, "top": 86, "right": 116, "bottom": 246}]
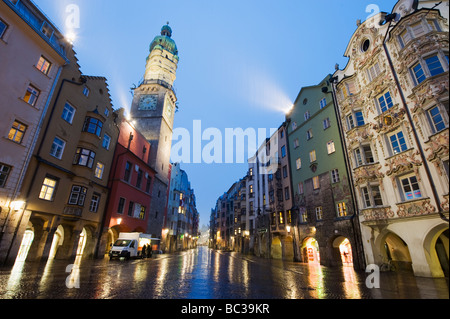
[
  {"left": 354, "top": 145, "right": 375, "bottom": 166},
  {"left": 292, "top": 121, "right": 298, "bottom": 131},
  {"left": 83, "top": 87, "right": 90, "bottom": 97},
  {"left": 39, "top": 177, "right": 57, "bottom": 201},
  {"left": 367, "top": 62, "right": 381, "bottom": 82},
  {"left": 327, "top": 141, "right": 335, "bottom": 154},
  {"left": 139, "top": 205, "right": 146, "bottom": 219},
  {"left": 378, "top": 91, "right": 394, "bottom": 113},
  {"left": 411, "top": 62, "right": 426, "bottom": 85},
  {"left": 128, "top": 201, "right": 134, "bottom": 217},
  {"left": 68, "top": 185, "right": 87, "bottom": 206},
  {"left": 427, "top": 105, "right": 446, "bottom": 133},
  {"left": 315, "top": 207, "right": 323, "bottom": 221},
  {"left": 400, "top": 175, "right": 422, "bottom": 200},
  {"left": 36, "top": 56, "right": 51, "bottom": 75},
  {"left": 102, "top": 134, "right": 111, "bottom": 150},
  {"left": 307, "top": 129, "right": 313, "bottom": 140},
  {"left": 300, "top": 209, "right": 308, "bottom": 223},
  {"left": 136, "top": 169, "right": 143, "bottom": 188},
  {"left": 425, "top": 55, "right": 444, "bottom": 77},
  {"left": 313, "top": 176, "right": 320, "bottom": 190},
  {"left": 362, "top": 39, "right": 370, "bottom": 52},
  {"left": 285, "top": 187, "right": 290, "bottom": 200},
  {"left": 294, "top": 138, "right": 300, "bottom": 149},
  {"left": 124, "top": 161, "right": 132, "bottom": 182},
  {"left": 89, "top": 193, "right": 101, "bottom": 213},
  {"left": 342, "top": 81, "right": 357, "bottom": 98},
  {"left": 279, "top": 211, "right": 284, "bottom": 224},
  {"left": 296, "top": 158, "right": 302, "bottom": 170},
  {"left": 23, "top": 85, "right": 40, "bottom": 107},
  {"left": 8, "top": 120, "right": 27, "bottom": 144},
  {"left": 117, "top": 198, "right": 126, "bottom": 214},
  {"left": 389, "top": 131, "right": 408, "bottom": 154},
  {"left": 283, "top": 165, "right": 288, "bottom": 179},
  {"left": 361, "top": 185, "right": 383, "bottom": 208},
  {"left": 281, "top": 145, "right": 286, "bottom": 158},
  {"left": 309, "top": 150, "right": 316, "bottom": 163},
  {"left": 347, "top": 111, "right": 365, "bottom": 130},
  {"left": 427, "top": 19, "right": 442, "bottom": 32},
  {"left": 298, "top": 182, "right": 304, "bottom": 195},
  {"left": 0, "top": 163, "right": 12, "bottom": 188},
  {"left": 399, "top": 29, "right": 412, "bottom": 48},
  {"left": 320, "top": 98, "right": 327, "bottom": 109},
  {"left": 331, "top": 169, "right": 340, "bottom": 183},
  {"left": 0, "top": 18, "right": 8, "bottom": 39},
  {"left": 73, "top": 148, "right": 96, "bottom": 168},
  {"left": 145, "top": 177, "right": 152, "bottom": 193},
  {"left": 83, "top": 117, "right": 103, "bottom": 137},
  {"left": 323, "top": 118, "right": 331, "bottom": 130},
  {"left": 442, "top": 159, "right": 449, "bottom": 181},
  {"left": 304, "top": 111, "right": 310, "bottom": 121},
  {"left": 50, "top": 137, "right": 66, "bottom": 159},
  {"left": 337, "top": 202, "right": 348, "bottom": 217},
  {"left": 41, "top": 21, "right": 54, "bottom": 39},
  {"left": 62, "top": 102, "right": 76, "bottom": 124},
  {"left": 411, "top": 22, "right": 426, "bottom": 38},
  {"left": 95, "top": 162, "right": 105, "bottom": 179},
  {"left": 104, "top": 108, "right": 110, "bottom": 117}
]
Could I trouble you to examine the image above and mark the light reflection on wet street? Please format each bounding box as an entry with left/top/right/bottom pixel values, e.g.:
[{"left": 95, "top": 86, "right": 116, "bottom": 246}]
[{"left": 0, "top": 246, "right": 448, "bottom": 299}]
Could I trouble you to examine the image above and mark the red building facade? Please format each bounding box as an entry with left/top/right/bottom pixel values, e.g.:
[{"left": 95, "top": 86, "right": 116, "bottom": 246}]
[{"left": 98, "top": 119, "right": 156, "bottom": 256}]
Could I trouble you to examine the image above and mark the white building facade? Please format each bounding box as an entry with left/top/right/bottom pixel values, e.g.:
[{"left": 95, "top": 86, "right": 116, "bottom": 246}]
[{"left": 332, "top": 0, "right": 449, "bottom": 277}]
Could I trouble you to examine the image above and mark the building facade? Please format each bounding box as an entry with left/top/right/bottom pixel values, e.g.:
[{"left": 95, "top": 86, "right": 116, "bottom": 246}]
[
  {"left": 286, "top": 75, "right": 364, "bottom": 269},
  {"left": 129, "top": 24, "right": 179, "bottom": 239},
  {"left": 164, "top": 163, "right": 199, "bottom": 252},
  {"left": 332, "top": 0, "right": 449, "bottom": 277},
  {"left": 0, "top": 0, "right": 69, "bottom": 265},
  {"left": 11, "top": 51, "right": 120, "bottom": 265},
  {"left": 98, "top": 118, "right": 156, "bottom": 256}
]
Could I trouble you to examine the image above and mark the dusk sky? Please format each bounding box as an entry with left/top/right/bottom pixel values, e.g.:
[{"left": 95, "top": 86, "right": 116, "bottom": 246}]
[{"left": 34, "top": 0, "right": 396, "bottom": 228}]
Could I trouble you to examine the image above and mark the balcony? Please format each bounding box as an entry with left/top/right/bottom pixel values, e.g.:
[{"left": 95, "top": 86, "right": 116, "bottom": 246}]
[
  {"left": 346, "top": 124, "right": 373, "bottom": 147},
  {"left": 361, "top": 197, "right": 438, "bottom": 223},
  {"left": 353, "top": 163, "right": 383, "bottom": 184},
  {"left": 384, "top": 148, "right": 422, "bottom": 178}
]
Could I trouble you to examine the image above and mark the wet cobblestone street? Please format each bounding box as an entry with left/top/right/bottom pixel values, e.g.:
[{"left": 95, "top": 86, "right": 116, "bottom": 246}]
[{"left": 0, "top": 246, "right": 448, "bottom": 299}]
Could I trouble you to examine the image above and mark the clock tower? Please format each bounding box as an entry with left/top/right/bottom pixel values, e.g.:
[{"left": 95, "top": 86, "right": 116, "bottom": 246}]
[{"left": 129, "top": 23, "right": 179, "bottom": 237}]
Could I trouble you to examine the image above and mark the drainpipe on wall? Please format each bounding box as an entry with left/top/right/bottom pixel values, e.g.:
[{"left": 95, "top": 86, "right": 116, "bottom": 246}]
[{"left": 328, "top": 78, "right": 367, "bottom": 270}]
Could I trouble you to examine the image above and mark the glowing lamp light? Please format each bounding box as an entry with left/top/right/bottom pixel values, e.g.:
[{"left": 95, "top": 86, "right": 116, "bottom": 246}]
[
  {"left": 66, "top": 32, "right": 77, "bottom": 44},
  {"left": 117, "top": 218, "right": 122, "bottom": 225},
  {"left": 286, "top": 226, "right": 291, "bottom": 233}
]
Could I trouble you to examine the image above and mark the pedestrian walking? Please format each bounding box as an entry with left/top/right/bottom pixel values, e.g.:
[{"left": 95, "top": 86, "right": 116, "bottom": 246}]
[{"left": 142, "top": 244, "right": 147, "bottom": 258}]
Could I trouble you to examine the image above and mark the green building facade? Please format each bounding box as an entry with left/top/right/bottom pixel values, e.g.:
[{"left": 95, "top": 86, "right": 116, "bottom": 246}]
[{"left": 286, "top": 74, "right": 364, "bottom": 270}]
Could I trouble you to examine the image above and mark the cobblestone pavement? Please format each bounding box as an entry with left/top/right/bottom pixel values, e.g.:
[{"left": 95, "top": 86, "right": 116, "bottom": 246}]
[{"left": 0, "top": 246, "right": 448, "bottom": 299}]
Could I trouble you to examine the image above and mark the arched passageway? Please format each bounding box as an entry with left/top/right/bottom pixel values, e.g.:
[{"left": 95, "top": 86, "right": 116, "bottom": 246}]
[
  {"left": 271, "top": 237, "right": 282, "bottom": 260},
  {"left": 302, "top": 237, "right": 320, "bottom": 264}
]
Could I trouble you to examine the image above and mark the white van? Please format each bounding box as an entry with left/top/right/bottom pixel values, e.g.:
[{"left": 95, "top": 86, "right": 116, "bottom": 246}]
[{"left": 109, "top": 232, "right": 153, "bottom": 260}]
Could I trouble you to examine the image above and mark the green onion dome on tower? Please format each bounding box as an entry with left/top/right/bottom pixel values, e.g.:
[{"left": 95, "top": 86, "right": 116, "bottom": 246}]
[{"left": 149, "top": 23, "right": 179, "bottom": 61}]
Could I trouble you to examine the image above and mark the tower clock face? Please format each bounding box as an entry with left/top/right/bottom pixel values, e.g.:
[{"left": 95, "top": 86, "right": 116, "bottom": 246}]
[
  {"left": 138, "top": 94, "right": 158, "bottom": 111},
  {"left": 164, "top": 94, "right": 174, "bottom": 120}
]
